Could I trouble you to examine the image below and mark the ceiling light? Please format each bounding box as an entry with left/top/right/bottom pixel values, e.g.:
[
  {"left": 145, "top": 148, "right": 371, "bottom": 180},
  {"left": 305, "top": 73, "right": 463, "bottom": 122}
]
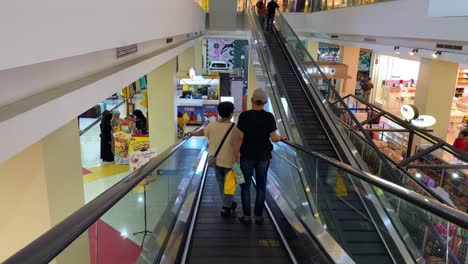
[
  {"left": 415, "top": 173, "right": 422, "bottom": 178},
  {"left": 452, "top": 173, "right": 459, "bottom": 179},
  {"left": 432, "top": 51, "right": 442, "bottom": 58},
  {"left": 409, "top": 48, "right": 418, "bottom": 56}
]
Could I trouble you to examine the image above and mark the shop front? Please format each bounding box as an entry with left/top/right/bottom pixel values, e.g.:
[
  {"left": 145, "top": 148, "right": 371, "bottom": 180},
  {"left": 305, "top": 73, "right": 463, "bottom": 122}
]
[{"left": 371, "top": 54, "right": 420, "bottom": 115}]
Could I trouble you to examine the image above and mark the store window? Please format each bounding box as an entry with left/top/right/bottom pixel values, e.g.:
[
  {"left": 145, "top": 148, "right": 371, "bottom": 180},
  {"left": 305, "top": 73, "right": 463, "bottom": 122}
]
[
  {"left": 291, "top": 0, "right": 395, "bottom": 12},
  {"left": 318, "top": 44, "right": 340, "bottom": 62},
  {"left": 371, "top": 54, "right": 420, "bottom": 114}
]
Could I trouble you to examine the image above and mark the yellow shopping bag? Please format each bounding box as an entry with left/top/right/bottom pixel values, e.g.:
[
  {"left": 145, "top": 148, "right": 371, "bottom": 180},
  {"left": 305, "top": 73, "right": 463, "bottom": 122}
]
[
  {"left": 224, "top": 170, "right": 236, "bottom": 195},
  {"left": 334, "top": 171, "right": 348, "bottom": 197}
]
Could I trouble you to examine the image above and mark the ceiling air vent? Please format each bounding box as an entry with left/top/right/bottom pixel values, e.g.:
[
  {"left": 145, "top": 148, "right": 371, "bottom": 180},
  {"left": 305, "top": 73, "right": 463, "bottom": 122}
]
[
  {"left": 331, "top": 35, "right": 339, "bottom": 39},
  {"left": 166, "top": 38, "right": 173, "bottom": 44},
  {"left": 116, "top": 44, "right": 137, "bottom": 58},
  {"left": 364, "top": 38, "right": 377, "bottom": 42},
  {"left": 436, "top": 43, "right": 463, "bottom": 51}
]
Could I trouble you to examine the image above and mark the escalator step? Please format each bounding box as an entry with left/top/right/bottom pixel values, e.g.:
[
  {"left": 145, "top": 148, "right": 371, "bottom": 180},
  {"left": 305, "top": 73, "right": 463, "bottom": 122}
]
[
  {"left": 352, "top": 256, "right": 393, "bottom": 264},
  {"left": 189, "top": 257, "right": 290, "bottom": 264}
]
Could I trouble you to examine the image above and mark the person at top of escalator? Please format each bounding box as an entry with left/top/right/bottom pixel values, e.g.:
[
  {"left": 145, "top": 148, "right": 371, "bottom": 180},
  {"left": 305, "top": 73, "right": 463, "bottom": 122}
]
[
  {"left": 266, "top": 0, "right": 279, "bottom": 32},
  {"left": 188, "top": 102, "right": 238, "bottom": 217},
  {"left": 256, "top": 0, "right": 268, "bottom": 30},
  {"left": 453, "top": 130, "right": 468, "bottom": 152},
  {"left": 233, "top": 89, "right": 287, "bottom": 225}
]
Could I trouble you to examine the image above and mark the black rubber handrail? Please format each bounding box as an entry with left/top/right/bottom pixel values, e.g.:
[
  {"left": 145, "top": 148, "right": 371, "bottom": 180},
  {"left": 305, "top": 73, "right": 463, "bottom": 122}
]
[
  {"left": 279, "top": 140, "right": 468, "bottom": 229},
  {"left": 4, "top": 123, "right": 208, "bottom": 264}
]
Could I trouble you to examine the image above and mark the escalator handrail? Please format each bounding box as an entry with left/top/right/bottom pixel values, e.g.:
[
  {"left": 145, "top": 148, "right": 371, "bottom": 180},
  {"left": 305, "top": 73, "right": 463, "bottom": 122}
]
[
  {"left": 280, "top": 140, "right": 468, "bottom": 229},
  {"left": 274, "top": 11, "right": 402, "bottom": 185},
  {"left": 340, "top": 119, "right": 459, "bottom": 208},
  {"left": 344, "top": 94, "right": 468, "bottom": 162},
  {"left": 4, "top": 123, "right": 208, "bottom": 264}
]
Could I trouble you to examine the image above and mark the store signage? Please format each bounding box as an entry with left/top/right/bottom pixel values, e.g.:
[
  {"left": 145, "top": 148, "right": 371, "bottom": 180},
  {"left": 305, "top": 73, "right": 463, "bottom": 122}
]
[
  {"left": 307, "top": 67, "right": 336, "bottom": 76},
  {"left": 411, "top": 115, "right": 437, "bottom": 128},
  {"left": 400, "top": 104, "right": 419, "bottom": 120}
]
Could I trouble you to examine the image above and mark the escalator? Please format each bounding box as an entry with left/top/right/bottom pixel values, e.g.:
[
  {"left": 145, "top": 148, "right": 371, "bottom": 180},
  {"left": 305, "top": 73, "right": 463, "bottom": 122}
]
[
  {"left": 248, "top": 11, "right": 396, "bottom": 263},
  {"left": 5, "top": 135, "right": 468, "bottom": 264}
]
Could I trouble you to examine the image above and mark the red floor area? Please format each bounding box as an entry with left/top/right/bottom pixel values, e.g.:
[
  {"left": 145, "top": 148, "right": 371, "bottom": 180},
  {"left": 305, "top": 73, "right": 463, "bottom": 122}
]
[{"left": 88, "top": 220, "right": 142, "bottom": 264}]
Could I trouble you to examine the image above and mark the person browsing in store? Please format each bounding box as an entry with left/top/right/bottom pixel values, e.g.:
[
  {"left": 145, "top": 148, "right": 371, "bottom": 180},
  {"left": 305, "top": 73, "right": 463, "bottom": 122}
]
[
  {"left": 361, "top": 76, "right": 374, "bottom": 103},
  {"left": 266, "top": 0, "right": 280, "bottom": 32},
  {"left": 187, "top": 102, "right": 238, "bottom": 217},
  {"left": 133, "top": 109, "right": 148, "bottom": 135},
  {"left": 453, "top": 130, "right": 468, "bottom": 152},
  {"left": 232, "top": 88, "right": 287, "bottom": 225}
]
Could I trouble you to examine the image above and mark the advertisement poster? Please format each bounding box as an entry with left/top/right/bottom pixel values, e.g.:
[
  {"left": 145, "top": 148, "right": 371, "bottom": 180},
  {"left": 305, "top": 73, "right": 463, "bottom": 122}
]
[
  {"left": 177, "top": 106, "right": 203, "bottom": 125},
  {"left": 113, "top": 132, "right": 132, "bottom": 164},
  {"left": 207, "top": 39, "right": 235, "bottom": 70},
  {"left": 203, "top": 104, "right": 218, "bottom": 122},
  {"left": 128, "top": 136, "right": 150, "bottom": 154},
  {"left": 358, "top": 51, "right": 372, "bottom": 72},
  {"left": 129, "top": 149, "right": 157, "bottom": 173}
]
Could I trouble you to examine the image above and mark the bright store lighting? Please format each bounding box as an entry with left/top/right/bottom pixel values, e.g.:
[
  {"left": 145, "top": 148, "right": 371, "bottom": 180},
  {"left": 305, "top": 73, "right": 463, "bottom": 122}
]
[
  {"left": 415, "top": 173, "right": 422, "bottom": 178},
  {"left": 452, "top": 173, "right": 459, "bottom": 179},
  {"left": 121, "top": 231, "right": 128, "bottom": 237},
  {"left": 432, "top": 51, "right": 442, "bottom": 58},
  {"left": 138, "top": 196, "right": 144, "bottom": 203},
  {"left": 409, "top": 48, "right": 418, "bottom": 56}
]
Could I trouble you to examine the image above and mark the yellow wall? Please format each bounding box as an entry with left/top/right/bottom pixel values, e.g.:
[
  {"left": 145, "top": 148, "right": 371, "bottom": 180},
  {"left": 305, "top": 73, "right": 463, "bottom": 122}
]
[
  {"left": 147, "top": 58, "right": 178, "bottom": 154},
  {"left": 414, "top": 58, "right": 459, "bottom": 138},
  {"left": 306, "top": 40, "right": 319, "bottom": 61},
  {"left": 194, "top": 40, "right": 203, "bottom": 74},
  {"left": 0, "top": 120, "right": 88, "bottom": 263},
  {"left": 340, "top": 46, "right": 360, "bottom": 95},
  {"left": 178, "top": 46, "right": 195, "bottom": 76}
]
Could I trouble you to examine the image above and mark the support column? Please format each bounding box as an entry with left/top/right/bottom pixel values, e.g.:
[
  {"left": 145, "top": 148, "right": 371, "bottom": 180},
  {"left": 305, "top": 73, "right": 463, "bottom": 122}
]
[
  {"left": 177, "top": 46, "right": 195, "bottom": 76},
  {"left": 306, "top": 40, "right": 319, "bottom": 61},
  {"left": 147, "top": 58, "right": 177, "bottom": 155},
  {"left": 414, "top": 58, "right": 459, "bottom": 139},
  {"left": 194, "top": 40, "right": 203, "bottom": 75},
  {"left": 340, "top": 46, "right": 360, "bottom": 96},
  {"left": 0, "top": 120, "right": 88, "bottom": 263},
  {"left": 247, "top": 51, "right": 258, "bottom": 110}
]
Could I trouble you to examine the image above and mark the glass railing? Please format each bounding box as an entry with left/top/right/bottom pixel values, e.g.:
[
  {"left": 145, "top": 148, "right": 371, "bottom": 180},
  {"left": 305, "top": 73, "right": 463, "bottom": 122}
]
[
  {"left": 342, "top": 94, "right": 468, "bottom": 213},
  {"left": 4, "top": 137, "right": 208, "bottom": 264},
  {"left": 265, "top": 9, "right": 468, "bottom": 214},
  {"left": 246, "top": 3, "right": 305, "bottom": 145},
  {"left": 283, "top": 0, "right": 395, "bottom": 13},
  {"left": 270, "top": 141, "right": 468, "bottom": 264}
]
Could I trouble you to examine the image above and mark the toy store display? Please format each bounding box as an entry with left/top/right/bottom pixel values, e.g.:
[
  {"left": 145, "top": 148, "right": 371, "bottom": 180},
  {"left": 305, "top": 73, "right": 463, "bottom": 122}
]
[
  {"left": 113, "top": 117, "right": 150, "bottom": 164},
  {"left": 373, "top": 140, "right": 404, "bottom": 162}
]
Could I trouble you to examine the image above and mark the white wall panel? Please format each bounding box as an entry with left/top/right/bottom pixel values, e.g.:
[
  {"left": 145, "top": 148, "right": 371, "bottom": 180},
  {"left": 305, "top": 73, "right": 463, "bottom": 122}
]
[
  {"left": 284, "top": 0, "right": 468, "bottom": 43},
  {"left": 0, "top": 0, "right": 205, "bottom": 71}
]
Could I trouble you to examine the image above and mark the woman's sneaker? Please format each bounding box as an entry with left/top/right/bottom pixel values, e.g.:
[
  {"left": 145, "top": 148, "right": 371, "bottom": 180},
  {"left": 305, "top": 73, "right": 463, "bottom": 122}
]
[
  {"left": 239, "top": 216, "right": 252, "bottom": 224},
  {"left": 255, "top": 216, "right": 265, "bottom": 225}
]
